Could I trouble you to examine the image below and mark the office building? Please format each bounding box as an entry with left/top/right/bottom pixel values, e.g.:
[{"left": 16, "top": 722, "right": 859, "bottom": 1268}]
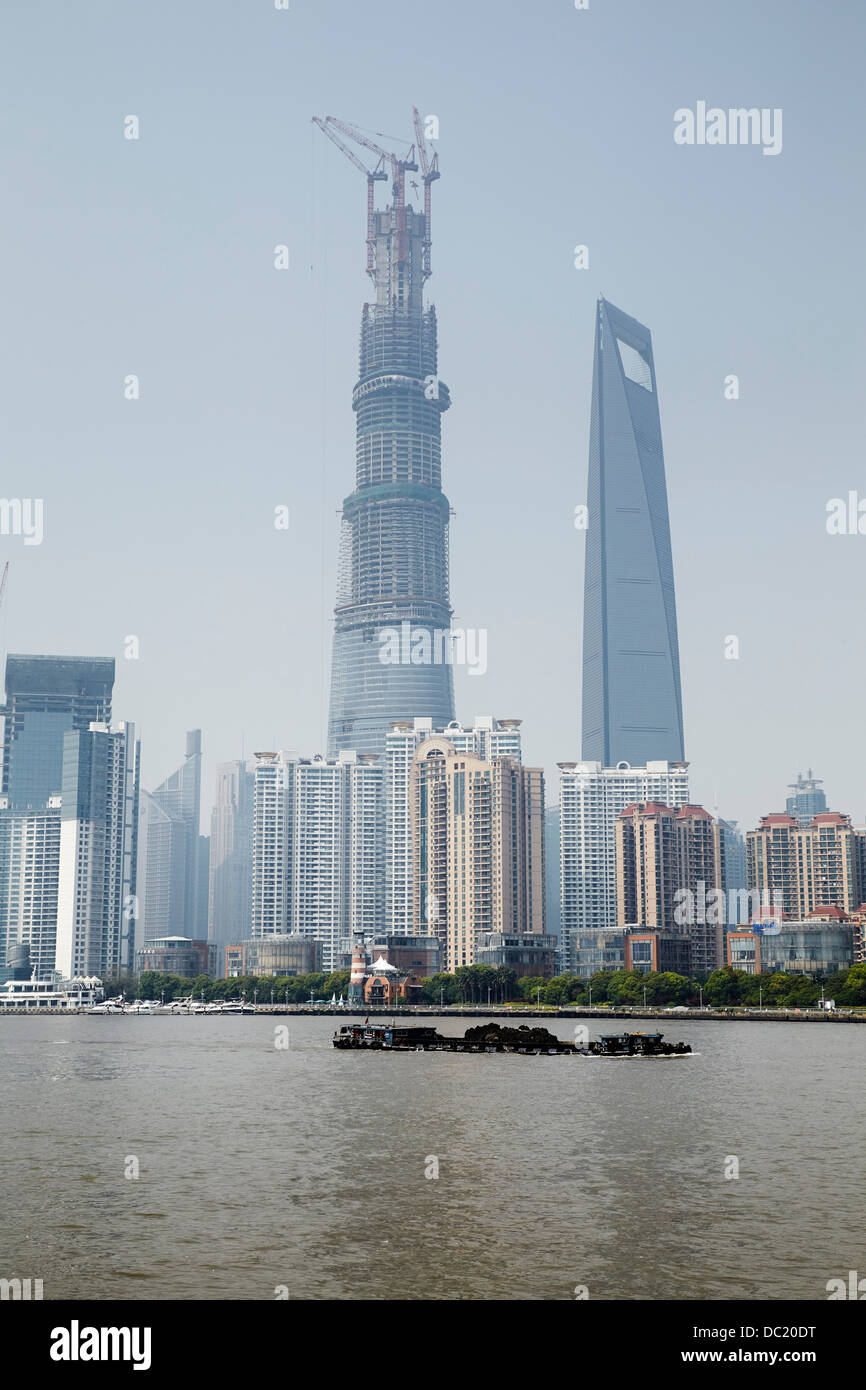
[
  {"left": 719, "top": 819, "right": 748, "bottom": 923},
  {"left": 137, "top": 791, "right": 188, "bottom": 938},
  {"left": 581, "top": 299, "right": 685, "bottom": 767},
  {"left": 138, "top": 730, "right": 202, "bottom": 942},
  {"left": 1, "top": 654, "right": 114, "bottom": 810},
  {"left": 208, "top": 760, "right": 255, "bottom": 961},
  {"left": 786, "top": 770, "right": 828, "bottom": 827}
]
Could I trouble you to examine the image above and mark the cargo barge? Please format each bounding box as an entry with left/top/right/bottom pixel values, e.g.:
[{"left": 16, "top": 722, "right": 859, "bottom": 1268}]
[{"left": 332, "top": 1022, "right": 692, "bottom": 1056}]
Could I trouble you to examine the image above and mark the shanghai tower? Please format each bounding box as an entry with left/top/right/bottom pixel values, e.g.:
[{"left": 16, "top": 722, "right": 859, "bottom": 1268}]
[
  {"left": 315, "top": 112, "right": 455, "bottom": 757},
  {"left": 581, "top": 297, "right": 685, "bottom": 766}
]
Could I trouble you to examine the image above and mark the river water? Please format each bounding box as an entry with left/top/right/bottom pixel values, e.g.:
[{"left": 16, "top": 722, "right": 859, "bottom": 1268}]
[{"left": 1, "top": 1014, "right": 862, "bottom": 1300}]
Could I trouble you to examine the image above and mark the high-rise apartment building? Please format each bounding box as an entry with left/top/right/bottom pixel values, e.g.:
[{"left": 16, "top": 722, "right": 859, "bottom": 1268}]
[
  {"left": 0, "top": 795, "right": 61, "bottom": 980},
  {"left": 616, "top": 802, "right": 680, "bottom": 930},
  {"left": 747, "top": 810, "right": 865, "bottom": 920},
  {"left": 615, "top": 801, "right": 725, "bottom": 973},
  {"left": 251, "top": 749, "right": 383, "bottom": 972},
  {"left": 55, "top": 722, "right": 140, "bottom": 979},
  {"left": 384, "top": 716, "right": 524, "bottom": 934},
  {"left": 544, "top": 805, "right": 562, "bottom": 965},
  {"left": 410, "top": 737, "right": 545, "bottom": 972},
  {"left": 319, "top": 114, "right": 455, "bottom": 758},
  {"left": 795, "top": 813, "right": 864, "bottom": 917},
  {"left": 559, "top": 759, "right": 690, "bottom": 972},
  {"left": 251, "top": 752, "right": 293, "bottom": 939},
  {"left": 745, "top": 814, "right": 799, "bottom": 918},
  {"left": 208, "top": 760, "right": 255, "bottom": 958},
  {"left": 676, "top": 805, "right": 726, "bottom": 972},
  {"left": 138, "top": 730, "right": 202, "bottom": 942},
  {"left": 581, "top": 299, "right": 685, "bottom": 767}
]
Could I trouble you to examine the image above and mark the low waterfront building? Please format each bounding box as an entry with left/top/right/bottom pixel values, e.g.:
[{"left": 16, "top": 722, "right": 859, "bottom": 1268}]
[
  {"left": 727, "top": 930, "right": 760, "bottom": 975},
  {"left": 624, "top": 930, "right": 691, "bottom": 976},
  {"left": 136, "top": 935, "right": 216, "bottom": 978},
  {"left": 571, "top": 929, "right": 626, "bottom": 980},
  {"left": 476, "top": 932, "right": 558, "bottom": 980},
  {"left": 224, "top": 943, "right": 244, "bottom": 977},
  {"left": 726, "top": 913, "right": 855, "bottom": 976},
  {"left": 369, "top": 933, "right": 442, "bottom": 978},
  {"left": 224, "top": 935, "right": 322, "bottom": 979},
  {"left": 364, "top": 956, "right": 404, "bottom": 1006},
  {"left": 347, "top": 939, "right": 432, "bottom": 1005}
]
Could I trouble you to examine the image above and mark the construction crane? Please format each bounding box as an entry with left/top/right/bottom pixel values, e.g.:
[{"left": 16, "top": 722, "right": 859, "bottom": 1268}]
[
  {"left": 312, "top": 113, "right": 424, "bottom": 277},
  {"left": 312, "top": 117, "right": 388, "bottom": 280},
  {"left": 412, "top": 106, "right": 440, "bottom": 279}
]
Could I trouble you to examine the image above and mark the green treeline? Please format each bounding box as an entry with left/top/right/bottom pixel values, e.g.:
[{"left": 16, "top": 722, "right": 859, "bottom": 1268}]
[
  {"left": 105, "top": 962, "right": 866, "bottom": 1010},
  {"left": 125, "top": 970, "right": 353, "bottom": 1003}
]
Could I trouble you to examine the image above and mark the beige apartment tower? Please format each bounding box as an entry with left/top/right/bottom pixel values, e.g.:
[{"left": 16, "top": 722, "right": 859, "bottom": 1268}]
[
  {"left": 410, "top": 737, "right": 545, "bottom": 972},
  {"left": 746, "top": 810, "right": 865, "bottom": 920},
  {"left": 615, "top": 801, "right": 726, "bottom": 972}
]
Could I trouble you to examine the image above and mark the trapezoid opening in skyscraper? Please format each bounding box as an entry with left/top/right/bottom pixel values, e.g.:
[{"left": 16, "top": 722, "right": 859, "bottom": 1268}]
[
  {"left": 314, "top": 111, "right": 456, "bottom": 759},
  {"left": 581, "top": 297, "right": 685, "bottom": 767}
]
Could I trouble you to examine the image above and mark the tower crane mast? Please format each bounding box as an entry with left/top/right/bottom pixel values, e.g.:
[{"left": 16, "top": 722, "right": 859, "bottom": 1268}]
[
  {"left": 313, "top": 113, "right": 429, "bottom": 276},
  {"left": 412, "top": 107, "right": 440, "bottom": 279}
]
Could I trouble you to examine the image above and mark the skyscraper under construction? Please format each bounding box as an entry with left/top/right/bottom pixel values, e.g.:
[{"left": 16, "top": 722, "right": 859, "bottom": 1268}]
[{"left": 315, "top": 112, "right": 455, "bottom": 758}]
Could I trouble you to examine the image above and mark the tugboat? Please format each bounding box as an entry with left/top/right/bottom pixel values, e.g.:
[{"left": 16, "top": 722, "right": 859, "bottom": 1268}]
[{"left": 332, "top": 1022, "right": 691, "bottom": 1056}]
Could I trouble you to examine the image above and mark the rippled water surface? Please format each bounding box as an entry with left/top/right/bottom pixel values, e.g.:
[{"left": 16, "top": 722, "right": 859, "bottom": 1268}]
[{"left": 2, "top": 1014, "right": 863, "bottom": 1300}]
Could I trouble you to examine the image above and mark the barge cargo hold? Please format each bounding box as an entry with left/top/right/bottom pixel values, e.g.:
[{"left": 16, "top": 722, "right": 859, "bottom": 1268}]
[{"left": 332, "top": 1023, "right": 692, "bottom": 1056}]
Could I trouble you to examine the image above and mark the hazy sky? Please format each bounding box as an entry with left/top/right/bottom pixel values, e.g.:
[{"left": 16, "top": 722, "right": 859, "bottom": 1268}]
[{"left": 2, "top": 0, "right": 864, "bottom": 832}]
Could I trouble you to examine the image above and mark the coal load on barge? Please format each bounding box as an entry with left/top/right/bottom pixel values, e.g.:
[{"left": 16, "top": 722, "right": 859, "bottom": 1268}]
[{"left": 332, "top": 1022, "right": 692, "bottom": 1056}]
